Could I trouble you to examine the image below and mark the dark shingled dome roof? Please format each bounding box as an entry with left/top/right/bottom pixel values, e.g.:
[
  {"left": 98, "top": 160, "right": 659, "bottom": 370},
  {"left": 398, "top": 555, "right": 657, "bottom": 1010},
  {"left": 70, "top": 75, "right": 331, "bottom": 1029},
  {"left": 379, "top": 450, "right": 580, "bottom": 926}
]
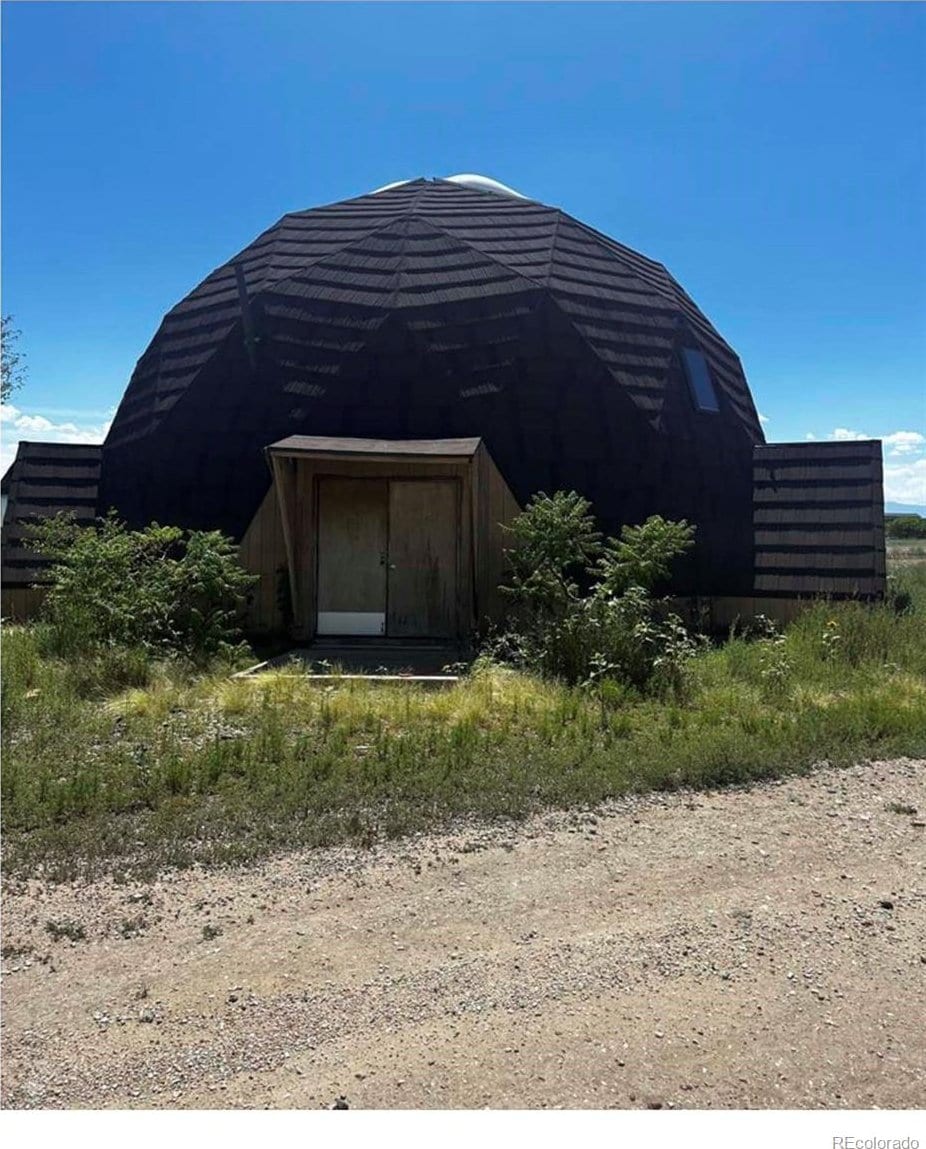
[{"left": 101, "top": 177, "right": 766, "bottom": 593}]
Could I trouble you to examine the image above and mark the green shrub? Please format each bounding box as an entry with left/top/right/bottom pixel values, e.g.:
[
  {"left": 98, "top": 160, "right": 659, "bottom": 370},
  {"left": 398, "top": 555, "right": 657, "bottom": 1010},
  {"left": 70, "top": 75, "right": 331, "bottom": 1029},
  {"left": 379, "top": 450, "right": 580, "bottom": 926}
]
[
  {"left": 886, "top": 514, "right": 926, "bottom": 539},
  {"left": 593, "top": 516, "right": 696, "bottom": 596},
  {"left": 502, "top": 490, "right": 603, "bottom": 616},
  {"left": 498, "top": 493, "right": 698, "bottom": 692},
  {"left": 29, "top": 512, "right": 257, "bottom": 664}
]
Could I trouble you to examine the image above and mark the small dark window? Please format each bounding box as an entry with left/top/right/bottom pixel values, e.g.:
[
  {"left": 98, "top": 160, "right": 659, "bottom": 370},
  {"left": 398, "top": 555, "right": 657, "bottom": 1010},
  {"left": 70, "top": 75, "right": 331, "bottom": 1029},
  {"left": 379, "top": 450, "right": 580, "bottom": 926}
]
[{"left": 681, "top": 348, "right": 720, "bottom": 413}]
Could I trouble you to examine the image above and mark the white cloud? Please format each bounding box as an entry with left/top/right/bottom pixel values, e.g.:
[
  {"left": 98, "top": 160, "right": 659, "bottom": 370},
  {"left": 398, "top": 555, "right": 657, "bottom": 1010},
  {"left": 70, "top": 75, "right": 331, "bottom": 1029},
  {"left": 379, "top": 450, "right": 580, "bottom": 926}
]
[
  {"left": 0, "top": 403, "right": 113, "bottom": 476},
  {"left": 884, "top": 457, "right": 926, "bottom": 507},
  {"left": 806, "top": 427, "right": 925, "bottom": 460},
  {"left": 882, "top": 430, "right": 925, "bottom": 457},
  {"left": 758, "top": 411, "right": 770, "bottom": 425}
]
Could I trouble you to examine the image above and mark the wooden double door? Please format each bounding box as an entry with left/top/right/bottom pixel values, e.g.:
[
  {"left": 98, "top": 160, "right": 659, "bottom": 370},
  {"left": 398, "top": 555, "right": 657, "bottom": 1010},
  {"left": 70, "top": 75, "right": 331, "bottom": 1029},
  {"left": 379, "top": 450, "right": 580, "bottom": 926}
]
[{"left": 316, "top": 477, "right": 460, "bottom": 638}]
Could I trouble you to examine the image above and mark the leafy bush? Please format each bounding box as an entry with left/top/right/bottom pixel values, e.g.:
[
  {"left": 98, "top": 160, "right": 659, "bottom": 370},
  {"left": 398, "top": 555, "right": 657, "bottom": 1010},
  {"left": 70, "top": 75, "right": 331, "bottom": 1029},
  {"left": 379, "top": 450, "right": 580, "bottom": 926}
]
[
  {"left": 503, "top": 490, "right": 603, "bottom": 615},
  {"left": 593, "top": 516, "right": 696, "bottom": 597},
  {"left": 498, "top": 492, "right": 699, "bottom": 692},
  {"left": 886, "top": 514, "right": 926, "bottom": 539},
  {"left": 29, "top": 512, "right": 257, "bottom": 664}
]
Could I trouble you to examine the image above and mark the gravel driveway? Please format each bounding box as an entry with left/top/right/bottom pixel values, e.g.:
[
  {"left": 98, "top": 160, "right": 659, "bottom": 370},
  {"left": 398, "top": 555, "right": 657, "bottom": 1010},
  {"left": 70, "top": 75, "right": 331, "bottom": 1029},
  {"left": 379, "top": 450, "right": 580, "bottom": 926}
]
[{"left": 2, "top": 757, "right": 924, "bottom": 1109}]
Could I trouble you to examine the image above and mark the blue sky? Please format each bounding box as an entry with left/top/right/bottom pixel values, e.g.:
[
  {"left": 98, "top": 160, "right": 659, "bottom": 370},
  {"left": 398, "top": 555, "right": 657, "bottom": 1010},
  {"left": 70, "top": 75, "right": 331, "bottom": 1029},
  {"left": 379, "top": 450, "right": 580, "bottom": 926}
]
[{"left": 2, "top": 2, "right": 924, "bottom": 504}]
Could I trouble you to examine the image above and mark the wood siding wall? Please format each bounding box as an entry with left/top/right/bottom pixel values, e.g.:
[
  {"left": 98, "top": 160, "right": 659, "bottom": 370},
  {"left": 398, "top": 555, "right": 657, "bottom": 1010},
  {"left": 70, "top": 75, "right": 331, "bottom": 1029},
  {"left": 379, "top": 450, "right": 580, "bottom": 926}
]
[
  {"left": 753, "top": 441, "right": 886, "bottom": 598},
  {"left": 237, "top": 484, "right": 288, "bottom": 634},
  {"left": 473, "top": 443, "right": 522, "bottom": 626}
]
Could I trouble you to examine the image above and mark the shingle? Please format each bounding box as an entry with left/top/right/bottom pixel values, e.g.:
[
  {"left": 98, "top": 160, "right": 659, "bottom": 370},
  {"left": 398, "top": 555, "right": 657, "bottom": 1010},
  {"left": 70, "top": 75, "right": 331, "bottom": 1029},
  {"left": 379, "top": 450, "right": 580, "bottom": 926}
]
[
  {"left": 753, "top": 442, "right": 885, "bottom": 599},
  {"left": 1, "top": 442, "right": 103, "bottom": 588},
  {"left": 89, "top": 178, "right": 771, "bottom": 594}
]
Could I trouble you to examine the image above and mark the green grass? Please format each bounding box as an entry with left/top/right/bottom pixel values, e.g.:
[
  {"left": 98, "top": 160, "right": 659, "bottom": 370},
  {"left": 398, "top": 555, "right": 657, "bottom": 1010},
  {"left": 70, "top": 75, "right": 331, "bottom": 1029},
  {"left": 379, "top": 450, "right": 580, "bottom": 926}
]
[{"left": 3, "top": 566, "right": 925, "bottom": 882}]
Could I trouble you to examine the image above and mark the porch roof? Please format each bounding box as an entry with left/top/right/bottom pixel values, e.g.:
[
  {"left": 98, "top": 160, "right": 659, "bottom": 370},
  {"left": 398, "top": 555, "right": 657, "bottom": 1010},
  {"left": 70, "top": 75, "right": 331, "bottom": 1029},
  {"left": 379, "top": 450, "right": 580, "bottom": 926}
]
[{"left": 266, "top": 435, "right": 483, "bottom": 462}]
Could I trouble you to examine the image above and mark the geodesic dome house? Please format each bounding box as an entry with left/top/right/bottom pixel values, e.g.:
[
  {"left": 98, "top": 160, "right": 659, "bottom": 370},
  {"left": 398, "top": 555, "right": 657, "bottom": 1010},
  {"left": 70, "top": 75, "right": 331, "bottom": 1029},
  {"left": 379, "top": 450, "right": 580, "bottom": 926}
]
[{"left": 2, "top": 176, "right": 886, "bottom": 636}]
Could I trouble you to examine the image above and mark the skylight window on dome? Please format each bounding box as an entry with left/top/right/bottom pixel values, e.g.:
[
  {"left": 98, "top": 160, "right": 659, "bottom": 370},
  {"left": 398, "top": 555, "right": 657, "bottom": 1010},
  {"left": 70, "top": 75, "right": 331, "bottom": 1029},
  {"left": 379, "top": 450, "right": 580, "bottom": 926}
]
[{"left": 681, "top": 348, "right": 720, "bottom": 413}]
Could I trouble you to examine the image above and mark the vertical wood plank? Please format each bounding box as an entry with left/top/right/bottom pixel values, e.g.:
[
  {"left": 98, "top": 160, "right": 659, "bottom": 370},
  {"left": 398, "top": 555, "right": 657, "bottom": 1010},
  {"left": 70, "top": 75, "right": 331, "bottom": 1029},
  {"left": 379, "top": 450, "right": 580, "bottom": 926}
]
[{"left": 387, "top": 479, "right": 459, "bottom": 638}]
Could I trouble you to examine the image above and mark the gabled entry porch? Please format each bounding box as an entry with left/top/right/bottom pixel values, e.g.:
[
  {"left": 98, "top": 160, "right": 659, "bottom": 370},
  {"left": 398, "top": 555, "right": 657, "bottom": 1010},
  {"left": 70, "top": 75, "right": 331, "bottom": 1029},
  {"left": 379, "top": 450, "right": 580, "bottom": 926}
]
[{"left": 265, "top": 436, "right": 520, "bottom": 643}]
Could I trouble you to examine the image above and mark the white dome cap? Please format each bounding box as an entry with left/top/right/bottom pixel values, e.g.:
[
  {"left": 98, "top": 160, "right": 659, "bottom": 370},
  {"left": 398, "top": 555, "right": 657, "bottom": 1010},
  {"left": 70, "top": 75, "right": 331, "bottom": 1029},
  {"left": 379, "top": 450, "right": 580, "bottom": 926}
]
[
  {"left": 370, "top": 173, "right": 526, "bottom": 199},
  {"left": 444, "top": 173, "right": 525, "bottom": 199}
]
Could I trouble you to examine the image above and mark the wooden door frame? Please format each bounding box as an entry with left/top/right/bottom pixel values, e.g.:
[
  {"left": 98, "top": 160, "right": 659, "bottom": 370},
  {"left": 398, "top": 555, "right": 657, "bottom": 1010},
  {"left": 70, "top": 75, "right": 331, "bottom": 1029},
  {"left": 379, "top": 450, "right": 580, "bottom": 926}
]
[{"left": 313, "top": 472, "right": 464, "bottom": 639}]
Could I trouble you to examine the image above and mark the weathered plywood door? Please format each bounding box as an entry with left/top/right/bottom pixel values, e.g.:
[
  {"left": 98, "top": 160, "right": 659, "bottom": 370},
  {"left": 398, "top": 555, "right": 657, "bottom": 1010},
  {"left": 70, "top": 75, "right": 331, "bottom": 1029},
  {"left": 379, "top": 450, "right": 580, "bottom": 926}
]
[
  {"left": 316, "top": 478, "right": 388, "bottom": 635},
  {"left": 387, "top": 480, "right": 459, "bottom": 638}
]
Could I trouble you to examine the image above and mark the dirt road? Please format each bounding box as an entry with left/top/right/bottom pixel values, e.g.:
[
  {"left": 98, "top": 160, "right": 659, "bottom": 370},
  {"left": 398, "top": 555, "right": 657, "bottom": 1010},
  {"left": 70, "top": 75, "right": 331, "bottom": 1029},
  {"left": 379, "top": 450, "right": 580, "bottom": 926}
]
[{"left": 2, "top": 758, "right": 924, "bottom": 1109}]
